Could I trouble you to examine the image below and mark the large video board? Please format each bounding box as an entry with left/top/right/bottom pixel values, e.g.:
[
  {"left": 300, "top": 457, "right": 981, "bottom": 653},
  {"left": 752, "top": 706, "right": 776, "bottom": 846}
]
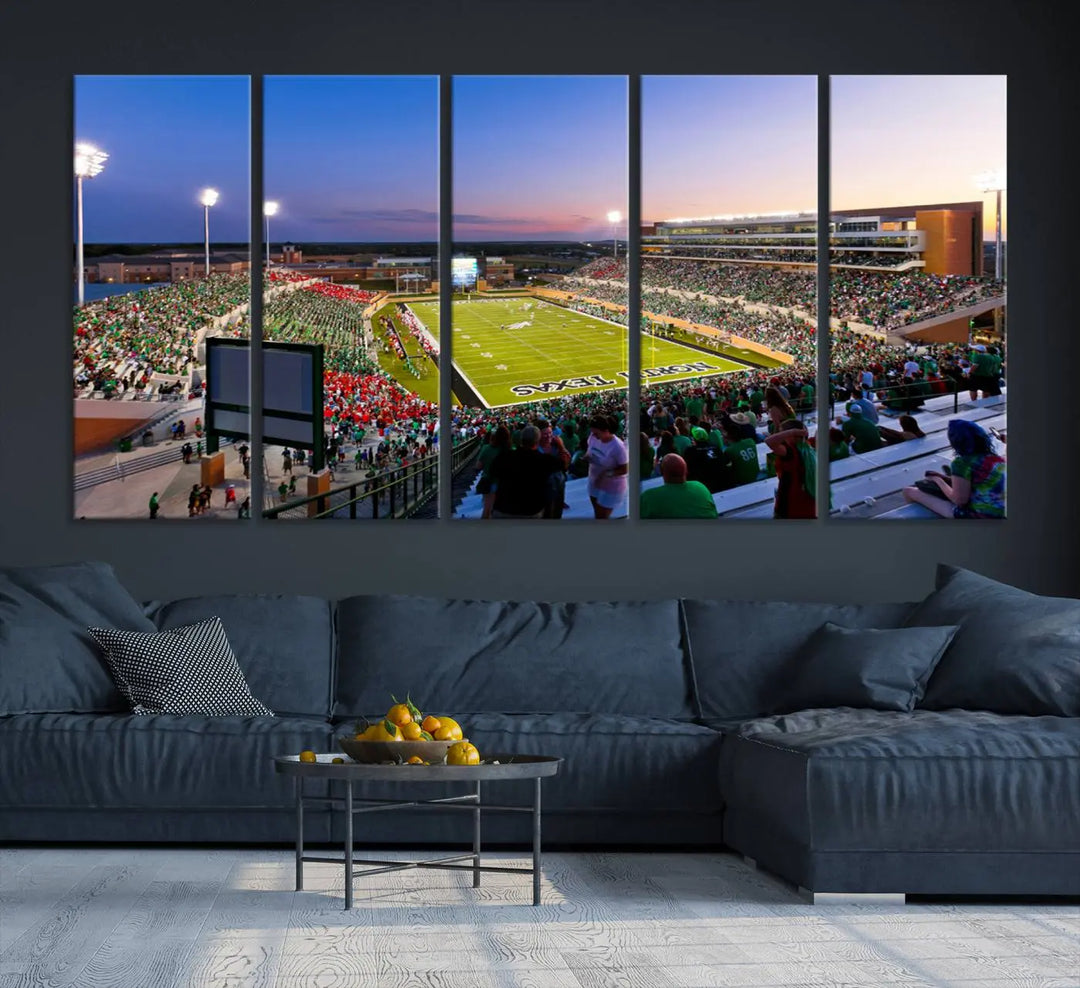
[{"left": 451, "top": 257, "right": 478, "bottom": 288}]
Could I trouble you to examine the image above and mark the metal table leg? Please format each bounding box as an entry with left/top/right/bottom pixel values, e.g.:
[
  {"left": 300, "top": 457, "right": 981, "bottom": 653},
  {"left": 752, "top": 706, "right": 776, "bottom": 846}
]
[
  {"left": 473, "top": 781, "right": 482, "bottom": 888},
  {"left": 344, "top": 779, "right": 354, "bottom": 910},
  {"left": 532, "top": 777, "right": 542, "bottom": 906},
  {"left": 294, "top": 776, "right": 304, "bottom": 891}
]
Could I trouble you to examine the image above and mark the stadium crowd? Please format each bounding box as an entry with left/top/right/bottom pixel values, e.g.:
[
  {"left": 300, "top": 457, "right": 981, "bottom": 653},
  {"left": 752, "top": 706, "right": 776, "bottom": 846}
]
[
  {"left": 564, "top": 256, "right": 1003, "bottom": 332},
  {"left": 73, "top": 273, "right": 251, "bottom": 397}
]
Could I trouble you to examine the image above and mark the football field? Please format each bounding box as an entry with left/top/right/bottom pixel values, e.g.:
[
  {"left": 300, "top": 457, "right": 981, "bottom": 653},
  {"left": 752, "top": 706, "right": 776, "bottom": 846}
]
[{"left": 407, "top": 297, "right": 749, "bottom": 408}]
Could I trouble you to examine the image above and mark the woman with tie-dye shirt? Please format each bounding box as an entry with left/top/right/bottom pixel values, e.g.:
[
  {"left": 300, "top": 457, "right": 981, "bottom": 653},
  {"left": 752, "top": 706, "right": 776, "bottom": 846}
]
[{"left": 903, "top": 419, "right": 1006, "bottom": 519}]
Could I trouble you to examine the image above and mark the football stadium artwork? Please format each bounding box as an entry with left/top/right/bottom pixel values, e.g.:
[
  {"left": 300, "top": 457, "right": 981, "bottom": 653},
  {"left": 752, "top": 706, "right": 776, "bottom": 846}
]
[
  {"left": 638, "top": 76, "right": 820, "bottom": 520},
  {"left": 261, "top": 75, "right": 440, "bottom": 520},
  {"left": 449, "top": 76, "right": 630, "bottom": 520},
  {"left": 72, "top": 76, "right": 251, "bottom": 521},
  {"left": 828, "top": 75, "right": 1007, "bottom": 520}
]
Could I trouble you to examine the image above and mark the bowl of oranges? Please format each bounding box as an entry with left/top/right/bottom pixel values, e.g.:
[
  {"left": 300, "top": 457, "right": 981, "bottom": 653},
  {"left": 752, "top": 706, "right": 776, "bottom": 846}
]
[{"left": 337, "top": 695, "right": 477, "bottom": 765}]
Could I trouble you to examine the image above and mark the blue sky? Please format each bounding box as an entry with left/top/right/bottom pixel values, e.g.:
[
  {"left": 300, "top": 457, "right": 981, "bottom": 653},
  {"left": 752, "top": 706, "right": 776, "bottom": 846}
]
[{"left": 75, "top": 76, "right": 250, "bottom": 242}]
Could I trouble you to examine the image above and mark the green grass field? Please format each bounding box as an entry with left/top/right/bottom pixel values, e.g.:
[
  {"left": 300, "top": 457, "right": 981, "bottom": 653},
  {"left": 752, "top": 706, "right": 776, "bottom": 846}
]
[{"left": 407, "top": 297, "right": 750, "bottom": 408}]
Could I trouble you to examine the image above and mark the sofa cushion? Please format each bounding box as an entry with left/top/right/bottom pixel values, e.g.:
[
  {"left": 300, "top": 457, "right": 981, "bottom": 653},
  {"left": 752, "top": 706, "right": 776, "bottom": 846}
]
[
  {"left": 908, "top": 565, "right": 1080, "bottom": 716},
  {"left": 328, "top": 712, "right": 723, "bottom": 815},
  {"left": 335, "top": 596, "right": 692, "bottom": 719},
  {"left": 87, "top": 618, "right": 274, "bottom": 717},
  {"left": 0, "top": 713, "right": 332, "bottom": 810},
  {"left": 0, "top": 562, "right": 155, "bottom": 715},
  {"left": 718, "top": 708, "right": 1080, "bottom": 853},
  {"left": 681, "top": 600, "right": 916, "bottom": 724},
  {"left": 145, "top": 595, "right": 335, "bottom": 719},
  {"left": 776, "top": 622, "right": 959, "bottom": 713}
]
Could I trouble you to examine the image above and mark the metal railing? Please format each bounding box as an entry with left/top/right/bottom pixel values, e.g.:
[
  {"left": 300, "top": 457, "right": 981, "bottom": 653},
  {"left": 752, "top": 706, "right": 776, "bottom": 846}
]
[
  {"left": 829, "top": 379, "right": 973, "bottom": 419},
  {"left": 263, "top": 436, "right": 481, "bottom": 520},
  {"left": 77, "top": 389, "right": 190, "bottom": 403}
]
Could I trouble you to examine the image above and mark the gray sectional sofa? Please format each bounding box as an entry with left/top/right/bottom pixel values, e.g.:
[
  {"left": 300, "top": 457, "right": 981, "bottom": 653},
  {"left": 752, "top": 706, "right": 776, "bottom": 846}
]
[{"left": 1, "top": 561, "right": 1078, "bottom": 897}]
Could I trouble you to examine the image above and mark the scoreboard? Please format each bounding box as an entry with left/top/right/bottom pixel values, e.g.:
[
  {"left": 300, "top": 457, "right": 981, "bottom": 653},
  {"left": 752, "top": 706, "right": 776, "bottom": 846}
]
[{"left": 451, "top": 257, "right": 478, "bottom": 289}]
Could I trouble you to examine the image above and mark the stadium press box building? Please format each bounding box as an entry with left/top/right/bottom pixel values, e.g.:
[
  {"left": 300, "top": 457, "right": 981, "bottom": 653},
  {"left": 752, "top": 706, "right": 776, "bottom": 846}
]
[{"left": 643, "top": 200, "right": 986, "bottom": 277}]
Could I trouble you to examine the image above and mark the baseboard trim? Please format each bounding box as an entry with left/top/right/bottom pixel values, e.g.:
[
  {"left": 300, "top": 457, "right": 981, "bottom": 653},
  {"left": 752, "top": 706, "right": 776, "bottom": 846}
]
[{"left": 799, "top": 887, "right": 907, "bottom": 905}]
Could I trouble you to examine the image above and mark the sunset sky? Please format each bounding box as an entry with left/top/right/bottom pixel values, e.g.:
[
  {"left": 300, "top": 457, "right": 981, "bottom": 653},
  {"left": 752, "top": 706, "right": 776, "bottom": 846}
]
[
  {"left": 831, "top": 75, "right": 1007, "bottom": 240},
  {"left": 75, "top": 74, "right": 1006, "bottom": 244}
]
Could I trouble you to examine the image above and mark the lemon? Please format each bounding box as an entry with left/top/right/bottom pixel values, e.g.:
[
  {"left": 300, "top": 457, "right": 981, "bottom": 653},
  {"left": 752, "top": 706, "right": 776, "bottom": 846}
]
[
  {"left": 298, "top": 750, "right": 317, "bottom": 763},
  {"left": 331, "top": 757, "right": 345, "bottom": 764},
  {"left": 433, "top": 716, "right": 463, "bottom": 741}
]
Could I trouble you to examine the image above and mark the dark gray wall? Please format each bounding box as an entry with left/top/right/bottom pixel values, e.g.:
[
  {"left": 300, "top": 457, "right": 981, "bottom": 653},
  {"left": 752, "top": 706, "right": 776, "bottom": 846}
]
[{"left": 1, "top": 0, "right": 1075, "bottom": 603}]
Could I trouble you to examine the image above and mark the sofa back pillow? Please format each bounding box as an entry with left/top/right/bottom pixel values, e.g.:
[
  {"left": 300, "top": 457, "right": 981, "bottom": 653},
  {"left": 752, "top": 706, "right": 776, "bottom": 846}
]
[
  {"left": 335, "top": 596, "right": 691, "bottom": 719},
  {"left": 0, "top": 562, "right": 155, "bottom": 714},
  {"left": 145, "top": 595, "right": 335, "bottom": 719},
  {"left": 681, "top": 599, "right": 917, "bottom": 723},
  {"left": 908, "top": 565, "right": 1080, "bottom": 716},
  {"left": 775, "top": 622, "right": 960, "bottom": 713}
]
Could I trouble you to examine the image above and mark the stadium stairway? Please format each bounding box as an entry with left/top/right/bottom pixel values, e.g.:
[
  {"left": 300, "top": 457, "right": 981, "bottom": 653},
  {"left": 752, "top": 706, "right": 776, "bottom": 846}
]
[{"left": 453, "top": 474, "right": 628, "bottom": 520}]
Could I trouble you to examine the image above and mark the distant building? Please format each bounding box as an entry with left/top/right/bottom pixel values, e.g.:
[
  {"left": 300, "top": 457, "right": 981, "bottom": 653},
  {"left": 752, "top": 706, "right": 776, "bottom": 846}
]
[
  {"left": 644, "top": 202, "right": 986, "bottom": 277},
  {"left": 372, "top": 257, "right": 433, "bottom": 291},
  {"left": 84, "top": 251, "right": 250, "bottom": 284},
  {"left": 483, "top": 256, "right": 515, "bottom": 286},
  {"left": 280, "top": 244, "right": 303, "bottom": 264}
]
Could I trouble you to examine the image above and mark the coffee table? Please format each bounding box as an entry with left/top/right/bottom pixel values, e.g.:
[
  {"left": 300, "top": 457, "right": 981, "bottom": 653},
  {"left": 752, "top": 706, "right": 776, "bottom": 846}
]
[{"left": 273, "top": 753, "right": 562, "bottom": 908}]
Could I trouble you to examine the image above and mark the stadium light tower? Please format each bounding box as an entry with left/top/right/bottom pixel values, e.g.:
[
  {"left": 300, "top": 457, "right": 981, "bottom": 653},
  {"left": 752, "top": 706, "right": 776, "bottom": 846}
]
[
  {"left": 606, "top": 210, "right": 622, "bottom": 259},
  {"left": 74, "top": 142, "right": 108, "bottom": 306},
  {"left": 200, "top": 188, "right": 219, "bottom": 276},
  {"left": 264, "top": 200, "right": 279, "bottom": 269},
  {"left": 974, "top": 169, "right": 1006, "bottom": 281}
]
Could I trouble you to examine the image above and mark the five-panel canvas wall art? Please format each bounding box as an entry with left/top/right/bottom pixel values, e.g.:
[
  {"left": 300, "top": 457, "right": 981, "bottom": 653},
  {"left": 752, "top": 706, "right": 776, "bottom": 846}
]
[{"left": 73, "top": 75, "right": 1006, "bottom": 522}]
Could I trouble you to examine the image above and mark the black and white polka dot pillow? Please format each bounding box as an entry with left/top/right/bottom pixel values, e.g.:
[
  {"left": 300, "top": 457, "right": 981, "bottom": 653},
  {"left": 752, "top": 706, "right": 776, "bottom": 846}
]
[{"left": 87, "top": 617, "right": 274, "bottom": 716}]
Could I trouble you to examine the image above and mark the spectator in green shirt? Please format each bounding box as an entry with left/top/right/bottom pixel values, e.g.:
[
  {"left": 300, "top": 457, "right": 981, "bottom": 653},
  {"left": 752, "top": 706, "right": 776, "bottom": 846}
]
[
  {"left": 827, "top": 428, "right": 850, "bottom": 461},
  {"left": 719, "top": 413, "right": 761, "bottom": 487},
  {"left": 640, "top": 454, "right": 718, "bottom": 519},
  {"left": 839, "top": 404, "right": 883, "bottom": 453}
]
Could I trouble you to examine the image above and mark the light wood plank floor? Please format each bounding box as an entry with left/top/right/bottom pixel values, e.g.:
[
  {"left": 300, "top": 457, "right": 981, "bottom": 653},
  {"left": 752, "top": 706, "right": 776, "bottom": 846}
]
[{"left": 1, "top": 848, "right": 1078, "bottom": 987}]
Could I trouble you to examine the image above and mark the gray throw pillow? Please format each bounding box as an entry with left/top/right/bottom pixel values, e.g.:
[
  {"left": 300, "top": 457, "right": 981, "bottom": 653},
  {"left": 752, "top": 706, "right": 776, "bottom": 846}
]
[
  {"left": 777, "top": 622, "right": 959, "bottom": 713},
  {"left": 0, "top": 562, "right": 156, "bottom": 714},
  {"left": 908, "top": 565, "right": 1080, "bottom": 716}
]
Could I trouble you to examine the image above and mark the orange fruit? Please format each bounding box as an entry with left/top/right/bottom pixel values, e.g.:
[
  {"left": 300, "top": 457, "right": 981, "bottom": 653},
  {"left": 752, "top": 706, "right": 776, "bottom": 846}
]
[
  {"left": 367, "top": 719, "right": 402, "bottom": 742},
  {"left": 400, "top": 721, "right": 423, "bottom": 740},
  {"left": 406, "top": 755, "right": 425, "bottom": 764},
  {"left": 421, "top": 715, "right": 442, "bottom": 734},
  {"left": 298, "top": 750, "right": 317, "bottom": 763},
  {"left": 386, "top": 703, "right": 412, "bottom": 727},
  {"left": 446, "top": 741, "right": 480, "bottom": 766}
]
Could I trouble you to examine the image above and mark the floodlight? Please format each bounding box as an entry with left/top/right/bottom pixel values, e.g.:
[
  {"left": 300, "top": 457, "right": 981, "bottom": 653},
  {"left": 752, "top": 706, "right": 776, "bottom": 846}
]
[
  {"left": 606, "top": 210, "right": 622, "bottom": 224},
  {"left": 75, "top": 142, "right": 108, "bottom": 178},
  {"left": 74, "top": 142, "right": 108, "bottom": 306},
  {"left": 974, "top": 168, "right": 1007, "bottom": 283},
  {"left": 264, "top": 201, "right": 280, "bottom": 268},
  {"left": 974, "top": 169, "right": 1007, "bottom": 192},
  {"left": 200, "top": 188, "right": 220, "bottom": 207}
]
